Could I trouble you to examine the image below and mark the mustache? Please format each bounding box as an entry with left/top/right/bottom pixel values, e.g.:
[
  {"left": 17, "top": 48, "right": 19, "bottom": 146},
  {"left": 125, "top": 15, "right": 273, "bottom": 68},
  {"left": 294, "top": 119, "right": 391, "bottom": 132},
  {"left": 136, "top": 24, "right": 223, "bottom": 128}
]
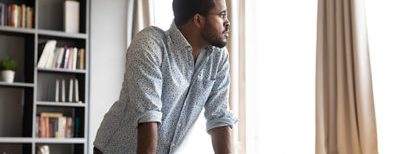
[
  {"left": 223, "top": 25, "right": 230, "bottom": 33},
  {"left": 224, "top": 28, "right": 230, "bottom": 33}
]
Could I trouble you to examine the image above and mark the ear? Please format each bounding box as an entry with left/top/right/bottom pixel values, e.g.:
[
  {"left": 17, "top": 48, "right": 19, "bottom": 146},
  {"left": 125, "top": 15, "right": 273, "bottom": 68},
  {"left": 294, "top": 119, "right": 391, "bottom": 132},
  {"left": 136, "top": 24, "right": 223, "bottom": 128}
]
[{"left": 193, "top": 14, "right": 205, "bottom": 28}]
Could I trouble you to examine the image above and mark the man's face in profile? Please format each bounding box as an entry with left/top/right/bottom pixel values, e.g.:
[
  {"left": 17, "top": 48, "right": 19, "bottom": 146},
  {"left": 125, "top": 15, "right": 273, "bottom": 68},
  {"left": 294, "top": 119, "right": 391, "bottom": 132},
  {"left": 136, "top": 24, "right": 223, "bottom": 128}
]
[{"left": 201, "top": 0, "right": 230, "bottom": 48}]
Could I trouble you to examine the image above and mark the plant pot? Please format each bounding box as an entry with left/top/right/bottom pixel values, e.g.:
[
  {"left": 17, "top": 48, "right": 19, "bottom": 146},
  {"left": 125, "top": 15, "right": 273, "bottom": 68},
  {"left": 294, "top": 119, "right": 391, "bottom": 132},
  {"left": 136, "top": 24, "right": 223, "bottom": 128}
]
[{"left": 1, "top": 70, "right": 15, "bottom": 83}]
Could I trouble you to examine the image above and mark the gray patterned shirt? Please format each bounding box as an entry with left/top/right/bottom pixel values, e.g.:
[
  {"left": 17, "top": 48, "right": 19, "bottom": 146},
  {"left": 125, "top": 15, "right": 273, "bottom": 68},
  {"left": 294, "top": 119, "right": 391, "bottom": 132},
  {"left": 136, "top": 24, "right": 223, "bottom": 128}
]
[{"left": 94, "top": 23, "right": 237, "bottom": 154}]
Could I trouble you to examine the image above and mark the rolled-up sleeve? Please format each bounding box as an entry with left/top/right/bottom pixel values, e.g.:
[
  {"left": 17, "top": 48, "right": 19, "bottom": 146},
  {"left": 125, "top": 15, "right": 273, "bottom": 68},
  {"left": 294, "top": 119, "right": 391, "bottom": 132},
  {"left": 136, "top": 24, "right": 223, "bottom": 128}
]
[
  {"left": 125, "top": 29, "right": 164, "bottom": 125},
  {"left": 204, "top": 49, "right": 238, "bottom": 131}
]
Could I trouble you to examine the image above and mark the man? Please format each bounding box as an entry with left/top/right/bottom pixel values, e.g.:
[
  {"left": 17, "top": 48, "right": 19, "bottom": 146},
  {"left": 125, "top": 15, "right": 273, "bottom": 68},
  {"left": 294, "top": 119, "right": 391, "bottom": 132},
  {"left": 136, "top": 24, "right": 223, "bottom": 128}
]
[{"left": 93, "top": 0, "right": 237, "bottom": 153}]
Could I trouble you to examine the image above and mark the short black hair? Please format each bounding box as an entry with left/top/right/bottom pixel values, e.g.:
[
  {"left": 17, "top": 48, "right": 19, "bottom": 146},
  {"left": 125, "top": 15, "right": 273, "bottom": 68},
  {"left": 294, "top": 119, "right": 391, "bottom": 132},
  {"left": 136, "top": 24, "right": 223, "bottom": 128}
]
[{"left": 173, "top": 0, "right": 215, "bottom": 26}]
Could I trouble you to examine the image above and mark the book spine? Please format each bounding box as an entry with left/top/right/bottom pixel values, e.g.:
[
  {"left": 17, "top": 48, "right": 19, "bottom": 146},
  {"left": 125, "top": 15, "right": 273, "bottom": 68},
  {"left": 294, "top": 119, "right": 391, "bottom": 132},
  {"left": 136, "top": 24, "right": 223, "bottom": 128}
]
[
  {"left": 20, "top": 4, "right": 25, "bottom": 28},
  {"left": 38, "top": 40, "right": 57, "bottom": 68},
  {"left": 0, "top": 3, "right": 5, "bottom": 26},
  {"left": 63, "top": 48, "right": 70, "bottom": 69},
  {"left": 74, "top": 78, "right": 79, "bottom": 102},
  {"left": 61, "top": 79, "right": 65, "bottom": 102},
  {"left": 79, "top": 48, "right": 85, "bottom": 70},
  {"left": 55, "top": 79, "right": 59, "bottom": 102},
  {"left": 72, "top": 48, "right": 78, "bottom": 70},
  {"left": 69, "top": 78, "right": 73, "bottom": 102},
  {"left": 26, "top": 6, "right": 33, "bottom": 28}
]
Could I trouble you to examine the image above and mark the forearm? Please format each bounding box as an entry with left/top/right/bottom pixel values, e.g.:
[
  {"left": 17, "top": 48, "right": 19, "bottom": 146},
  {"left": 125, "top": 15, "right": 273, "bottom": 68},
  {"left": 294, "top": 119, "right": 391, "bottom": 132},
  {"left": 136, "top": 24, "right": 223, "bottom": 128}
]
[
  {"left": 137, "top": 122, "right": 159, "bottom": 154},
  {"left": 209, "top": 126, "right": 233, "bottom": 154}
]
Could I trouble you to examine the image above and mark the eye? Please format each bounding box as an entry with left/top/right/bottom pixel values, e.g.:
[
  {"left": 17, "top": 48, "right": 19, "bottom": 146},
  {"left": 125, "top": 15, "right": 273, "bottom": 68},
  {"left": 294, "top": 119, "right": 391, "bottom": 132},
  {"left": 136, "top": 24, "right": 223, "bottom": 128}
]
[{"left": 220, "top": 12, "right": 227, "bottom": 19}]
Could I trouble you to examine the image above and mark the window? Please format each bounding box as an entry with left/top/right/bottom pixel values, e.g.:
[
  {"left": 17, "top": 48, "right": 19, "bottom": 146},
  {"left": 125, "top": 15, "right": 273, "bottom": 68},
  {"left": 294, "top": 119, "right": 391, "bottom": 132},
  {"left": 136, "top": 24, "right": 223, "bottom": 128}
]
[
  {"left": 153, "top": 0, "right": 174, "bottom": 30},
  {"left": 366, "top": 0, "right": 400, "bottom": 153},
  {"left": 245, "top": 0, "right": 317, "bottom": 153}
]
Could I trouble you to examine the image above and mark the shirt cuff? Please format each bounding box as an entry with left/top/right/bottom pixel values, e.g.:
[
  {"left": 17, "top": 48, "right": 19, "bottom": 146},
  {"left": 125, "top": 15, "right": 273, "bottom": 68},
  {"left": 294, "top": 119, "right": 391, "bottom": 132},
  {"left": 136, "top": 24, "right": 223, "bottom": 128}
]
[
  {"left": 206, "top": 113, "right": 238, "bottom": 131},
  {"left": 137, "top": 110, "right": 163, "bottom": 124}
]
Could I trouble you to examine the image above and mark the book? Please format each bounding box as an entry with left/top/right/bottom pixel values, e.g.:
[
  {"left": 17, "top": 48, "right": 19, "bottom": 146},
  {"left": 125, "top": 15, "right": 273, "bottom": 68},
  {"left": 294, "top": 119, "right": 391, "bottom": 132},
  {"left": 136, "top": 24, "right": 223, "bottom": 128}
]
[
  {"left": 78, "top": 48, "right": 85, "bottom": 69},
  {"left": 55, "top": 48, "right": 65, "bottom": 68},
  {"left": 61, "top": 79, "right": 66, "bottom": 102},
  {"left": 41, "top": 112, "right": 63, "bottom": 118},
  {"left": 39, "top": 115, "right": 48, "bottom": 137},
  {"left": 72, "top": 48, "right": 78, "bottom": 70},
  {"left": 55, "top": 79, "right": 59, "bottom": 102},
  {"left": 67, "top": 48, "right": 74, "bottom": 70},
  {"left": 57, "top": 117, "right": 66, "bottom": 138},
  {"left": 69, "top": 78, "right": 73, "bottom": 102},
  {"left": 74, "top": 78, "right": 80, "bottom": 102},
  {"left": 37, "top": 112, "right": 74, "bottom": 138},
  {"left": 64, "top": 0, "right": 79, "bottom": 33},
  {"left": 37, "top": 40, "right": 57, "bottom": 68},
  {"left": 26, "top": 6, "right": 33, "bottom": 28},
  {"left": 0, "top": 3, "right": 5, "bottom": 26},
  {"left": 40, "top": 112, "right": 63, "bottom": 138},
  {"left": 7, "top": 4, "right": 13, "bottom": 27},
  {"left": 66, "top": 117, "right": 73, "bottom": 138},
  {"left": 11, "top": 4, "right": 19, "bottom": 27},
  {"left": 44, "top": 46, "right": 56, "bottom": 68},
  {"left": 63, "top": 48, "right": 70, "bottom": 69},
  {"left": 74, "top": 117, "right": 80, "bottom": 137},
  {"left": 20, "top": 4, "right": 26, "bottom": 28}
]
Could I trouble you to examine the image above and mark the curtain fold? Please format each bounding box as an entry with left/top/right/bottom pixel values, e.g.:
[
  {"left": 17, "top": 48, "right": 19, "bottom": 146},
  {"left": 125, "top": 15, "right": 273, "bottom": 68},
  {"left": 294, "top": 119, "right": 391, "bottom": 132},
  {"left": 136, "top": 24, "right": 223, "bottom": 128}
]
[
  {"left": 316, "top": 0, "right": 378, "bottom": 153},
  {"left": 127, "top": 0, "right": 153, "bottom": 46}
]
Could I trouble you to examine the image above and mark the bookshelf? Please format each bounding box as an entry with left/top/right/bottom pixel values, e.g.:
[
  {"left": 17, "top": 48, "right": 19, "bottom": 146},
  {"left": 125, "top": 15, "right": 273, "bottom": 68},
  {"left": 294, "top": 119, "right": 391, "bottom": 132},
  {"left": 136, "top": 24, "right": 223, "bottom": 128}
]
[{"left": 0, "top": 0, "right": 90, "bottom": 154}]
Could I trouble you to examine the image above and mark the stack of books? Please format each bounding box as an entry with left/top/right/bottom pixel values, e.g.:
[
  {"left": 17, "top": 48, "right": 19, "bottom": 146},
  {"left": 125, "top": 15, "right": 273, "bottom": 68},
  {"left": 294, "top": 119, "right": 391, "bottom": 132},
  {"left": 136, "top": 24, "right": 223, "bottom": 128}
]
[
  {"left": 37, "top": 40, "right": 85, "bottom": 70},
  {"left": 0, "top": 2, "right": 34, "bottom": 28},
  {"left": 36, "top": 112, "right": 75, "bottom": 138}
]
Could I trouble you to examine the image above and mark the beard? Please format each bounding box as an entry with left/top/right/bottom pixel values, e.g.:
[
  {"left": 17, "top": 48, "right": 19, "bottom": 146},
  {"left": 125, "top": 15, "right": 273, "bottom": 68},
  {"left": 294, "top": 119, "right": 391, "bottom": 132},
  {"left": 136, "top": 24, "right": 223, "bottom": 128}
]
[{"left": 201, "top": 21, "right": 228, "bottom": 48}]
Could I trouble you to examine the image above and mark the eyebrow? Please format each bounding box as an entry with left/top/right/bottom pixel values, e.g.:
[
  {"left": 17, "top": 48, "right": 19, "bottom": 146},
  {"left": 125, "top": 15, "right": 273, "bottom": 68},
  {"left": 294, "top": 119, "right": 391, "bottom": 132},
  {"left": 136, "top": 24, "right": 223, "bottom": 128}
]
[{"left": 219, "top": 10, "right": 227, "bottom": 14}]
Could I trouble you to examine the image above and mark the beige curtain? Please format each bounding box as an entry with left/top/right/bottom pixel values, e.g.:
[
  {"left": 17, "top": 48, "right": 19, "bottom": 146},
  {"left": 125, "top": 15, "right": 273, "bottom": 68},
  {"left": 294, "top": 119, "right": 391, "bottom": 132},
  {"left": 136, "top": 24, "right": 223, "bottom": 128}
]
[
  {"left": 127, "top": 0, "right": 153, "bottom": 46},
  {"left": 226, "top": 0, "right": 246, "bottom": 153},
  {"left": 316, "top": 0, "right": 378, "bottom": 153}
]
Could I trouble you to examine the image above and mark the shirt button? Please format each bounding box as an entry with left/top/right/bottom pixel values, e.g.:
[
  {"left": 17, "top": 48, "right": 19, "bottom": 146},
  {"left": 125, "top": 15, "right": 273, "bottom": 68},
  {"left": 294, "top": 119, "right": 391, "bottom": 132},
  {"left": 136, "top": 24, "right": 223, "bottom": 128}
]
[
  {"left": 171, "top": 143, "right": 175, "bottom": 147},
  {"left": 177, "top": 123, "right": 181, "bottom": 127}
]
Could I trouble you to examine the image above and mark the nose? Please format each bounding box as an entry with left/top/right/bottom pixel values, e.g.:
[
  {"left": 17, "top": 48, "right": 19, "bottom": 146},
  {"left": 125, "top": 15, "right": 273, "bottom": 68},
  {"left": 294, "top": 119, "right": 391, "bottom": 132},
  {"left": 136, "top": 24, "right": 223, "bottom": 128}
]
[{"left": 224, "top": 18, "right": 230, "bottom": 27}]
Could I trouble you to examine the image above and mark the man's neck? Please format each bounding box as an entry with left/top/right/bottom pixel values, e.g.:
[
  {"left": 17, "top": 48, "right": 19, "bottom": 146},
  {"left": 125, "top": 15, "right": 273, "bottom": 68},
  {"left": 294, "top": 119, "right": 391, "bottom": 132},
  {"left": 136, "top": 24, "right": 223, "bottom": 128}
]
[{"left": 178, "top": 24, "right": 208, "bottom": 61}]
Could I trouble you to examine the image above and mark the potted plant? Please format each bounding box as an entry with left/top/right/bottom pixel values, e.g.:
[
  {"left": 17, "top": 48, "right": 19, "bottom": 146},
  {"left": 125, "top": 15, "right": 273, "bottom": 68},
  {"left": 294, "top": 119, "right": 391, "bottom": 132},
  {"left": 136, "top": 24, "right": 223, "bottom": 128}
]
[{"left": 1, "top": 56, "right": 17, "bottom": 83}]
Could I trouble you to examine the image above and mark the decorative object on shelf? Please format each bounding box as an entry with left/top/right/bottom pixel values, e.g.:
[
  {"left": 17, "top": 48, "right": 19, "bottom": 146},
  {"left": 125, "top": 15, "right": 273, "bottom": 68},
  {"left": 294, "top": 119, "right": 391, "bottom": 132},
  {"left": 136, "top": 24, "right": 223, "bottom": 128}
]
[
  {"left": 0, "top": 56, "right": 17, "bottom": 83},
  {"left": 64, "top": 0, "right": 80, "bottom": 33}
]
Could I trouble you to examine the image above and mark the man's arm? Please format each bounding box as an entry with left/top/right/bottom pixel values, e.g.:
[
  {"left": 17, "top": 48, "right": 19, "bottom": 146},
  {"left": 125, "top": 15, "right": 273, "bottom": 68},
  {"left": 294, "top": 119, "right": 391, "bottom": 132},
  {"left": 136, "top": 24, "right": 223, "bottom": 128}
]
[
  {"left": 204, "top": 49, "right": 237, "bottom": 153},
  {"left": 209, "top": 126, "right": 233, "bottom": 154},
  {"left": 137, "top": 122, "right": 159, "bottom": 154}
]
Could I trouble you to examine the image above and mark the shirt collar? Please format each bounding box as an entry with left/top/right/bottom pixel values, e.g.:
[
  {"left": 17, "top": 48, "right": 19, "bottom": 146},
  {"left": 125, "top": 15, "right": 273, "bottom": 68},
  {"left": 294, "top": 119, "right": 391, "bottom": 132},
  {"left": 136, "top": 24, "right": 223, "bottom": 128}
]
[
  {"left": 167, "top": 22, "right": 215, "bottom": 54},
  {"left": 168, "top": 22, "right": 192, "bottom": 52}
]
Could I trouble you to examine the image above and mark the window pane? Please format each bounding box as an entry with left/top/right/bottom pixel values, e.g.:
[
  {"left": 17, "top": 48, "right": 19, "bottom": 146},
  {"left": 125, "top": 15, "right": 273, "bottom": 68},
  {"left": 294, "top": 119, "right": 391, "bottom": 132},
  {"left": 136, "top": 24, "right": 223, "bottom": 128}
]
[
  {"left": 366, "top": 0, "right": 400, "bottom": 153},
  {"left": 245, "top": 0, "right": 316, "bottom": 153},
  {"left": 153, "top": 0, "right": 174, "bottom": 30}
]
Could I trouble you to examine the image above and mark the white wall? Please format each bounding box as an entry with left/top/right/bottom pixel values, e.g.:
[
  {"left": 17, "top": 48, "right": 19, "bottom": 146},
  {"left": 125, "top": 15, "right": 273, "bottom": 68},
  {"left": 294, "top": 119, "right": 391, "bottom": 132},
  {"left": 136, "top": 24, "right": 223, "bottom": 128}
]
[{"left": 89, "top": 0, "right": 128, "bottom": 153}]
